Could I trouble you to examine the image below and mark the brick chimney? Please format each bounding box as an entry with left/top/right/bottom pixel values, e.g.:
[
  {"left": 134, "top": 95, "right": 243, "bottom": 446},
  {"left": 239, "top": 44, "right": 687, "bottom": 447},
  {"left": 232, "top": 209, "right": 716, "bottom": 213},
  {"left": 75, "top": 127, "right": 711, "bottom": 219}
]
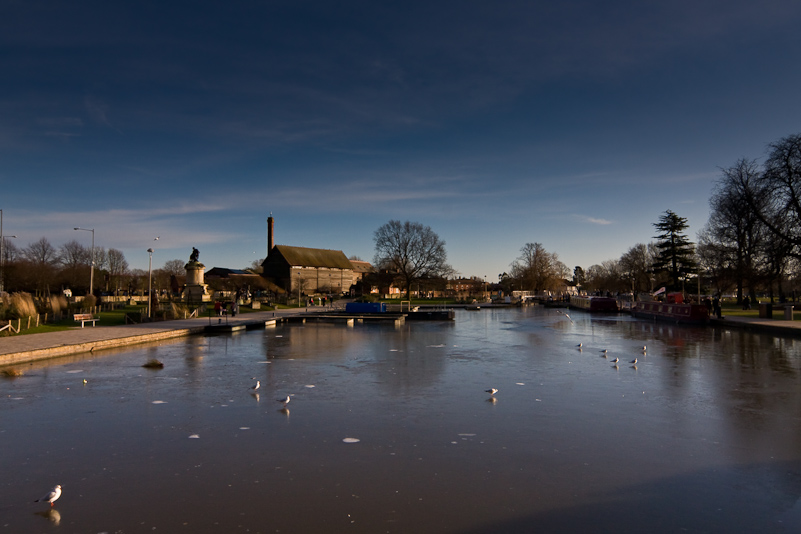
[{"left": 267, "top": 213, "right": 274, "bottom": 255}]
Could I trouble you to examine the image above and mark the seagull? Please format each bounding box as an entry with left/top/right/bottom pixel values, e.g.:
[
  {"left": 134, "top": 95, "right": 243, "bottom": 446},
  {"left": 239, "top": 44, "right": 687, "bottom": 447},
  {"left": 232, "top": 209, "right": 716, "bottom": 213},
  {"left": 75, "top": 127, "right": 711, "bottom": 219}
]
[
  {"left": 251, "top": 380, "right": 260, "bottom": 391},
  {"left": 485, "top": 388, "right": 498, "bottom": 395},
  {"left": 35, "top": 485, "right": 62, "bottom": 507},
  {"left": 154, "top": 236, "right": 160, "bottom": 241},
  {"left": 642, "top": 346, "right": 647, "bottom": 351},
  {"left": 564, "top": 313, "right": 574, "bottom": 324},
  {"left": 600, "top": 349, "right": 608, "bottom": 354},
  {"left": 577, "top": 343, "right": 583, "bottom": 348},
  {"left": 630, "top": 358, "right": 638, "bottom": 365},
  {"left": 611, "top": 357, "right": 619, "bottom": 364},
  {"left": 277, "top": 395, "right": 290, "bottom": 407}
]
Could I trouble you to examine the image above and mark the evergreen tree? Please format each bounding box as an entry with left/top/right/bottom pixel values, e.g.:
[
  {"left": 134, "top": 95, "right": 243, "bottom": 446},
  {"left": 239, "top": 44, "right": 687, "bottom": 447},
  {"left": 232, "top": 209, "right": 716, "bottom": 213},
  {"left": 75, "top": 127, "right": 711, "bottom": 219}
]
[{"left": 652, "top": 210, "right": 697, "bottom": 291}]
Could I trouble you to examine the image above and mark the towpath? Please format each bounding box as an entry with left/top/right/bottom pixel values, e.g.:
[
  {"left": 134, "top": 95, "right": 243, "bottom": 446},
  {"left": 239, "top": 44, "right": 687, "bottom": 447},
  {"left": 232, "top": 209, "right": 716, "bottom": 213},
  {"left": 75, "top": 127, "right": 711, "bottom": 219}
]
[{"left": 0, "top": 308, "right": 315, "bottom": 366}]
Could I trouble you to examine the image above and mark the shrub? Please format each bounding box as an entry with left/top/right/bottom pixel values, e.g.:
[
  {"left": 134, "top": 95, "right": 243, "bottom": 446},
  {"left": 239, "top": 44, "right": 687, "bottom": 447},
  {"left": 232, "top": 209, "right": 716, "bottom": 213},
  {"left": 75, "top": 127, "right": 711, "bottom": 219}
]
[
  {"left": 81, "top": 294, "right": 97, "bottom": 310},
  {"left": 9, "top": 293, "right": 37, "bottom": 319},
  {"left": 169, "top": 302, "right": 190, "bottom": 319},
  {"left": 48, "top": 295, "right": 68, "bottom": 314}
]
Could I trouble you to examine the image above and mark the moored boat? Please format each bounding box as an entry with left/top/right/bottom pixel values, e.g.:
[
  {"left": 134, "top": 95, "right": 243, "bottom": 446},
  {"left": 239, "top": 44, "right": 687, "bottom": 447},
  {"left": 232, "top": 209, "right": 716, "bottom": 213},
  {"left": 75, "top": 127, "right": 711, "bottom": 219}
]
[
  {"left": 632, "top": 293, "right": 709, "bottom": 324},
  {"left": 569, "top": 295, "right": 619, "bottom": 312}
]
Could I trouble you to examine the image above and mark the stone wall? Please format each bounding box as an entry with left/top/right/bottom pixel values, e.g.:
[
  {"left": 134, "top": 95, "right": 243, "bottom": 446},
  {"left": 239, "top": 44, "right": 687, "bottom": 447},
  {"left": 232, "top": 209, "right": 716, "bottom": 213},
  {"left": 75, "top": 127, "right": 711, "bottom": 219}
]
[{"left": 287, "top": 266, "right": 355, "bottom": 294}]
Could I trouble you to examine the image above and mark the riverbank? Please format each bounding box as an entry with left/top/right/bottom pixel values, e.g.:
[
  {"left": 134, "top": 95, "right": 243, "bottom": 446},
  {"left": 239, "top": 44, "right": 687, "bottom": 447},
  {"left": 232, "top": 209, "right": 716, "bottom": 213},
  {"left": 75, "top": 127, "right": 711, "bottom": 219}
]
[
  {"left": 711, "top": 314, "right": 801, "bottom": 337},
  {"left": 0, "top": 309, "right": 305, "bottom": 367}
]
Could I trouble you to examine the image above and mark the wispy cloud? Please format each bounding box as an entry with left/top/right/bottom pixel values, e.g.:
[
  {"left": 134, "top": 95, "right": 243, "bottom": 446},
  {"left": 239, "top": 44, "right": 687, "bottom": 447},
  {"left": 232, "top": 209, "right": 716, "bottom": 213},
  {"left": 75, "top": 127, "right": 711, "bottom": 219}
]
[{"left": 574, "top": 215, "right": 613, "bottom": 225}]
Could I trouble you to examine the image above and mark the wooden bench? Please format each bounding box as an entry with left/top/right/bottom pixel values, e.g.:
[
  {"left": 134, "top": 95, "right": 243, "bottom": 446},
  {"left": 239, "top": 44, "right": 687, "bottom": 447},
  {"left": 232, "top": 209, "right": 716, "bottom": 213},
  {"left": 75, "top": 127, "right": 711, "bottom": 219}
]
[{"left": 74, "top": 313, "right": 98, "bottom": 328}]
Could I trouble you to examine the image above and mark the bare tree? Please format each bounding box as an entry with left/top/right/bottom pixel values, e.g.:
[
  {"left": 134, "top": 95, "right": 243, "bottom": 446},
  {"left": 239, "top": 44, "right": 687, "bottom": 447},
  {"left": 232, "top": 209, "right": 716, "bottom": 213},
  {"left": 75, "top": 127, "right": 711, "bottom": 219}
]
[
  {"left": 96, "top": 247, "right": 110, "bottom": 273},
  {"left": 161, "top": 259, "right": 185, "bottom": 277},
  {"left": 733, "top": 134, "right": 801, "bottom": 257},
  {"left": 373, "top": 220, "right": 450, "bottom": 297},
  {"left": 703, "top": 158, "right": 768, "bottom": 302},
  {"left": 0, "top": 239, "right": 20, "bottom": 291},
  {"left": 152, "top": 259, "right": 185, "bottom": 296},
  {"left": 107, "top": 248, "right": 129, "bottom": 295},
  {"left": 510, "top": 242, "right": 567, "bottom": 293},
  {"left": 21, "top": 237, "right": 59, "bottom": 296},
  {"left": 619, "top": 243, "right": 655, "bottom": 294},
  {"left": 59, "top": 239, "right": 90, "bottom": 290},
  {"left": 585, "top": 260, "right": 624, "bottom": 294}
]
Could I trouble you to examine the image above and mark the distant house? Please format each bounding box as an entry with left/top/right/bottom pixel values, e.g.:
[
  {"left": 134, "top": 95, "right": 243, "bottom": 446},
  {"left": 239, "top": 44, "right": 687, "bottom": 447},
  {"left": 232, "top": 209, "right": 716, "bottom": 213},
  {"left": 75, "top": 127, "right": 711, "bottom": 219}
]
[
  {"left": 349, "top": 260, "right": 373, "bottom": 283},
  {"left": 205, "top": 267, "right": 254, "bottom": 278},
  {"left": 204, "top": 267, "right": 265, "bottom": 298},
  {"left": 448, "top": 277, "right": 483, "bottom": 298}
]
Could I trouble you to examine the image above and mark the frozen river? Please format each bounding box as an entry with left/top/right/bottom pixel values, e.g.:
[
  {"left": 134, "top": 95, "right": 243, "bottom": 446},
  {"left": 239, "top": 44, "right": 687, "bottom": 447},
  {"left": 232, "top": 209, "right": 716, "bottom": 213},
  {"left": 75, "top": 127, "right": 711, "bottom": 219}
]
[{"left": 3, "top": 306, "right": 801, "bottom": 533}]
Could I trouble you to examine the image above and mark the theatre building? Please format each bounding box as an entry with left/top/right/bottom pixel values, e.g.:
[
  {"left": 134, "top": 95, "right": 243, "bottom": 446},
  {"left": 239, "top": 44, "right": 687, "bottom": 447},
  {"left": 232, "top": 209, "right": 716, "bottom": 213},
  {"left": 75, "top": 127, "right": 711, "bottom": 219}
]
[{"left": 260, "top": 215, "right": 365, "bottom": 295}]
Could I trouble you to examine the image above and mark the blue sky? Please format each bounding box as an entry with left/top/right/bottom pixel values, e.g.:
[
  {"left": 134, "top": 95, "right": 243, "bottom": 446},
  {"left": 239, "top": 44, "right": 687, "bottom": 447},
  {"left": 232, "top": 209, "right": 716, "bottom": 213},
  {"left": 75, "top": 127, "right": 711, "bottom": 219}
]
[{"left": 3, "top": 0, "right": 801, "bottom": 280}]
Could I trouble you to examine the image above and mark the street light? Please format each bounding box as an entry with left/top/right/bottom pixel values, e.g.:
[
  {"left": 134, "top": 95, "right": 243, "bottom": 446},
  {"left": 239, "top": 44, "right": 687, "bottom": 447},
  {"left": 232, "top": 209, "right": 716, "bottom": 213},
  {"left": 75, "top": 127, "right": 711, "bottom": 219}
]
[
  {"left": 74, "top": 227, "right": 95, "bottom": 297},
  {"left": 147, "top": 248, "right": 154, "bottom": 319}
]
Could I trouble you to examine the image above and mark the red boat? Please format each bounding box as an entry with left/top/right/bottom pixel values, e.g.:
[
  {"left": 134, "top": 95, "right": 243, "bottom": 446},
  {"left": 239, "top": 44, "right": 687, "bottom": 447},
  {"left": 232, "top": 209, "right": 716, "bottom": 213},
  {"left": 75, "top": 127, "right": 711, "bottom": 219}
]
[
  {"left": 569, "top": 295, "right": 619, "bottom": 312},
  {"left": 632, "top": 293, "right": 709, "bottom": 324}
]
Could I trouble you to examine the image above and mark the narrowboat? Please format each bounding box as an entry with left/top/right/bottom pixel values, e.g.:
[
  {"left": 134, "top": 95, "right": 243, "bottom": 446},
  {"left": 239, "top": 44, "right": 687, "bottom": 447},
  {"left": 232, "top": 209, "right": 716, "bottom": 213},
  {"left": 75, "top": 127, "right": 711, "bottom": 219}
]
[
  {"left": 569, "top": 295, "right": 620, "bottom": 312},
  {"left": 632, "top": 293, "right": 709, "bottom": 324}
]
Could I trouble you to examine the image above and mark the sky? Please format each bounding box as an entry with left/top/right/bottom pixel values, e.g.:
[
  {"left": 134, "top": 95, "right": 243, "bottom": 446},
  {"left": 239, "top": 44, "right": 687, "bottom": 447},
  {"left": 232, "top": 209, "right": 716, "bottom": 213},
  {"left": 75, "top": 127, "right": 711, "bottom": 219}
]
[{"left": 3, "top": 0, "right": 801, "bottom": 281}]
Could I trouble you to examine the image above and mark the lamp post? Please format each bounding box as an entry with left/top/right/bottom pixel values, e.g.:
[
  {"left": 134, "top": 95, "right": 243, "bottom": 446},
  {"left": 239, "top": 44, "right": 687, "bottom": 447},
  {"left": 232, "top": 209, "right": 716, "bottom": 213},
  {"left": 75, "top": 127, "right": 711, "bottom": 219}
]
[
  {"left": 74, "top": 227, "right": 95, "bottom": 297},
  {"left": 147, "top": 248, "right": 154, "bottom": 318}
]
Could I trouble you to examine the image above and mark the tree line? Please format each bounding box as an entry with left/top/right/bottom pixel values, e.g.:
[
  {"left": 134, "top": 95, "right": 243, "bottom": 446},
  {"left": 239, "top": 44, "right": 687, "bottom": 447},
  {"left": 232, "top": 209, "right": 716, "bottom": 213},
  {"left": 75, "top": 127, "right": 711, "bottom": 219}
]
[
  {"left": 1, "top": 237, "right": 186, "bottom": 298},
  {"left": 497, "top": 133, "right": 801, "bottom": 302},
  {"left": 371, "top": 133, "right": 801, "bottom": 303}
]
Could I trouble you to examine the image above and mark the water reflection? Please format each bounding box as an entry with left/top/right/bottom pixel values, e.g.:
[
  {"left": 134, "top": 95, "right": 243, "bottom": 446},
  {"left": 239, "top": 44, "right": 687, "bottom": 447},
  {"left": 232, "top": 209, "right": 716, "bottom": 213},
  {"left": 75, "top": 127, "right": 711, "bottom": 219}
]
[{"left": 34, "top": 508, "right": 61, "bottom": 525}]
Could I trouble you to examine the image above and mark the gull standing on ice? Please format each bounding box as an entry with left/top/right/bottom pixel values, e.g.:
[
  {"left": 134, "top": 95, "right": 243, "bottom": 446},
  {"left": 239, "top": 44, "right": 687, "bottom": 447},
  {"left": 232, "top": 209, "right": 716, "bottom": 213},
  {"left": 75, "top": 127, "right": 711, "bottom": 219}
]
[
  {"left": 485, "top": 388, "right": 498, "bottom": 395},
  {"left": 251, "top": 380, "right": 260, "bottom": 391},
  {"left": 611, "top": 357, "right": 619, "bottom": 364},
  {"left": 630, "top": 358, "right": 638, "bottom": 365},
  {"left": 278, "top": 395, "right": 291, "bottom": 407},
  {"left": 35, "top": 485, "right": 62, "bottom": 507}
]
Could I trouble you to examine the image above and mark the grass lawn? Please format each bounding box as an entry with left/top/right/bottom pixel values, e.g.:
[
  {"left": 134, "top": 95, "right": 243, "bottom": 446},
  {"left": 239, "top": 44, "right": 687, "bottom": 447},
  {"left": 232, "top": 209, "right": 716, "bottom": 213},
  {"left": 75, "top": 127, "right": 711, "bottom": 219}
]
[
  {"left": 720, "top": 301, "right": 800, "bottom": 320},
  {"left": 2, "top": 304, "right": 153, "bottom": 336}
]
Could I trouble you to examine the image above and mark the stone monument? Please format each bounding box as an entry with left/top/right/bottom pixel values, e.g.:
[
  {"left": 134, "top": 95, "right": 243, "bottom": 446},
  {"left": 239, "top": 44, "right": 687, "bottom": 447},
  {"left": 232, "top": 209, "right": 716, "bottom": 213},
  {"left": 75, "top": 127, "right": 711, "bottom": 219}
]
[{"left": 183, "top": 247, "right": 211, "bottom": 303}]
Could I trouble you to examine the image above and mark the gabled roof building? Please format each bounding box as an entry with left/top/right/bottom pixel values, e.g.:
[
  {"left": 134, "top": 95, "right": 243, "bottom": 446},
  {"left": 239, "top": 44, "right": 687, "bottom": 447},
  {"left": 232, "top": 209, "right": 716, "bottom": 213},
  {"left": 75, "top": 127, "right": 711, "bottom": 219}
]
[{"left": 260, "top": 215, "right": 368, "bottom": 295}]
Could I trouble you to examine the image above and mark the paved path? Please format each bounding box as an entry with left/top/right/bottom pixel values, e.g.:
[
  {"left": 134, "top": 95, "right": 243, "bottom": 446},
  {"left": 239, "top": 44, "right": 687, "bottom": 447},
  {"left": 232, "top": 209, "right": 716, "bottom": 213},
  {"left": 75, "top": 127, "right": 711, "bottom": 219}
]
[{"left": 0, "top": 308, "right": 319, "bottom": 366}]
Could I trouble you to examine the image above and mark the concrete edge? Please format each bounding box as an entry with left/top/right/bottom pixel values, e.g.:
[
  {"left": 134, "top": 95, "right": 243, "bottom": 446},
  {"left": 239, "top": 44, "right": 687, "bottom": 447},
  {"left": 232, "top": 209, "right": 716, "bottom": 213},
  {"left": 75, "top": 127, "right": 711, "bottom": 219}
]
[
  {"left": 710, "top": 318, "right": 801, "bottom": 338},
  {"left": 0, "top": 326, "right": 207, "bottom": 367}
]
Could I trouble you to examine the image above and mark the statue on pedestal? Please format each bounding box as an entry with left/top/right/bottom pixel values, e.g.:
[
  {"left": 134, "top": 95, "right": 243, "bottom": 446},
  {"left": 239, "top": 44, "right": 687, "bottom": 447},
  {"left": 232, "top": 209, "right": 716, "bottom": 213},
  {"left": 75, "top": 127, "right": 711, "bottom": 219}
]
[{"left": 183, "top": 247, "right": 210, "bottom": 303}]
